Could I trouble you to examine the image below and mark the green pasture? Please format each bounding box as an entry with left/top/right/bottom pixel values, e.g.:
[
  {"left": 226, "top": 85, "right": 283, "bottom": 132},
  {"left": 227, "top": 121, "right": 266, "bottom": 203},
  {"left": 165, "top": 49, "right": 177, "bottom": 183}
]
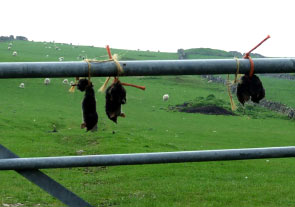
[{"left": 0, "top": 41, "right": 295, "bottom": 206}]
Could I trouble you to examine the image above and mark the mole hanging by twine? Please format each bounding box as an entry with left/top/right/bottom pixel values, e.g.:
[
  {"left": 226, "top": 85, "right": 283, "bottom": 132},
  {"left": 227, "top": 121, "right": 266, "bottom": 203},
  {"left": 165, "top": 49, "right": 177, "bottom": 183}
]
[
  {"left": 100, "top": 45, "right": 146, "bottom": 123},
  {"left": 76, "top": 78, "right": 98, "bottom": 131},
  {"left": 105, "top": 79, "right": 126, "bottom": 123},
  {"left": 237, "top": 73, "right": 265, "bottom": 105},
  {"left": 68, "top": 46, "right": 145, "bottom": 130},
  {"left": 236, "top": 35, "right": 270, "bottom": 105}
]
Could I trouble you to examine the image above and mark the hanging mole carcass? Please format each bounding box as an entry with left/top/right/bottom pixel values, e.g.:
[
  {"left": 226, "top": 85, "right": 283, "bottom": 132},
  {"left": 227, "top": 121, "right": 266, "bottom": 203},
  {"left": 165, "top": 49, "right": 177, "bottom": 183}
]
[
  {"left": 77, "top": 79, "right": 98, "bottom": 131},
  {"left": 237, "top": 73, "right": 265, "bottom": 105},
  {"left": 105, "top": 80, "right": 126, "bottom": 123}
]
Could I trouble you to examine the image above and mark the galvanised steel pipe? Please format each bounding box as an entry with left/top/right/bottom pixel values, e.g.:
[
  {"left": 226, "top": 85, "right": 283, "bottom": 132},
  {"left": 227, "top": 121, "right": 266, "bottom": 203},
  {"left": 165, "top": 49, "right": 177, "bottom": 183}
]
[
  {"left": 0, "top": 147, "right": 294, "bottom": 170},
  {"left": 0, "top": 58, "right": 295, "bottom": 78}
]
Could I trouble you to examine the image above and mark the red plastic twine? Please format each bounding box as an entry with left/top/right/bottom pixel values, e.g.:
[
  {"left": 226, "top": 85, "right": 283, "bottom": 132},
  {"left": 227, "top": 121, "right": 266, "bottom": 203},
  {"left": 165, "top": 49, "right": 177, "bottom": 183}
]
[
  {"left": 106, "top": 45, "right": 113, "bottom": 59},
  {"left": 121, "top": 82, "right": 146, "bottom": 90},
  {"left": 106, "top": 46, "right": 146, "bottom": 90},
  {"left": 244, "top": 35, "right": 271, "bottom": 77}
]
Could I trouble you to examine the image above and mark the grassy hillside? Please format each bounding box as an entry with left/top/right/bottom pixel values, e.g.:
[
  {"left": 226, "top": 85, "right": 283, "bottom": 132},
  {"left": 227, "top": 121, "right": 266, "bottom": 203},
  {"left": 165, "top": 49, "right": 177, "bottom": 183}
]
[
  {"left": 0, "top": 40, "right": 295, "bottom": 207},
  {"left": 0, "top": 40, "right": 178, "bottom": 62},
  {"left": 183, "top": 48, "right": 264, "bottom": 59}
]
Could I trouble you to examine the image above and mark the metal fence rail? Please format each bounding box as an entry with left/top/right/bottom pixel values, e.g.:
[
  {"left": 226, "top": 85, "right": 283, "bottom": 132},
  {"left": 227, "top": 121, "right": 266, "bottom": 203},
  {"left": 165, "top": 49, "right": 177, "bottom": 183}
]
[
  {"left": 0, "top": 144, "right": 92, "bottom": 207},
  {"left": 0, "top": 147, "right": 294, "bottom": 170},
  {"left": 0, "top": 58, "right": 295, "bottom": 78}
]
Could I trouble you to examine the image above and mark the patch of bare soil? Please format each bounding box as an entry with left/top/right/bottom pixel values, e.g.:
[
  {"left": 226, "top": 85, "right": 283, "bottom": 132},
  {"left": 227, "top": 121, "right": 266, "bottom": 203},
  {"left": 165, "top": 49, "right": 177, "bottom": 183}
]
[{"left": 178, "top": 105, "right": 235, "bottom": 115}]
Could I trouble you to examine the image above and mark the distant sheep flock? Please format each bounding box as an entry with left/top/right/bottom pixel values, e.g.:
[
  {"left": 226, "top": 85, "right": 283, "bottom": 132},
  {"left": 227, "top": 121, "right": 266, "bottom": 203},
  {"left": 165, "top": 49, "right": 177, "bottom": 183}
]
[
  {"left": 19, "top": 78, "right": 72, "bottom": 88},
  {"left": 18, "top": 78, "right": 170, "bottom": 104},
  {"left": 8, "top": 42, "right": 87, "bottom": 89}
]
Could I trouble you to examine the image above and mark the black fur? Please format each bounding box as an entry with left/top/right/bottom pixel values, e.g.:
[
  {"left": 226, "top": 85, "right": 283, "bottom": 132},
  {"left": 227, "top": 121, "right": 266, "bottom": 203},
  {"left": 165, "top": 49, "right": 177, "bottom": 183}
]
[
  {"left": 105, "top": 81, "right": 126, "bottom": 123},
  {"left": 237, "top": 73, "right": 265, "bottom": 105},
  {"left": 77, "top": 79, "right": 98, "bottom": 131}
]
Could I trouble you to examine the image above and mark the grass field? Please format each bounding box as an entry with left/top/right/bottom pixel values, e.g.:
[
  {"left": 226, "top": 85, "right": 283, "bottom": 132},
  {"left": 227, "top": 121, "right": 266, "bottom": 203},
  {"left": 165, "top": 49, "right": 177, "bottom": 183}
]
[{"left": 1, "top": 40, "right": 295, "bottom": 206}]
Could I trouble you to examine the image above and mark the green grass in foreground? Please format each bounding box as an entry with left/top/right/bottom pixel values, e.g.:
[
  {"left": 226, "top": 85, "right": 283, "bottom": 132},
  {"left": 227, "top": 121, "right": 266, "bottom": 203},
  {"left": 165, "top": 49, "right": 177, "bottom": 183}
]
[
  {"left": 0, "top": 41, "right": 295, "bottom": 206},
  {"left": 1, "top": 76, "right": 295, "bottom": 207}
]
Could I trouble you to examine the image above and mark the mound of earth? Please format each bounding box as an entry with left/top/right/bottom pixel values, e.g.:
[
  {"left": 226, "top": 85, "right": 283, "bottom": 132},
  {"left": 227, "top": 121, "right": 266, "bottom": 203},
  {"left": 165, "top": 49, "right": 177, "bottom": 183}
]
[
  {"left": 170, "top": 95, "right": 235, "bottom": 116},
  {"left": 178, "top": 105, "right": 235, "bottom": 116}
]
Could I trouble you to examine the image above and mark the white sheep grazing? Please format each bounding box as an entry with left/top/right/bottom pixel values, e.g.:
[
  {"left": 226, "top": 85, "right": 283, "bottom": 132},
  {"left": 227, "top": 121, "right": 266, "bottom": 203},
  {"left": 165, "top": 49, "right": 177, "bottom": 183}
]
[
  {"left": 59, "top": 57, "right": 64, "bottom": 61},
  {"left": 44, "top": 78, "right": 51, "bottom": 85},
  {"left": 12, "top": 51, "right": 17, "bottom": 56},
  {"left": 70, "top": 81, "right": 74, "bottom": 86},
  {"left": 63, "top": 79, "right": 69, "bottom": 84},
  {"left": 163, "top": 94, "right": 169, "bottom": 101},
  {"left": 8, "top": 47, "right": 11, "bottom": 50},
  {"left": 19, "top": 83, "right": 25, "bottom": 88}
]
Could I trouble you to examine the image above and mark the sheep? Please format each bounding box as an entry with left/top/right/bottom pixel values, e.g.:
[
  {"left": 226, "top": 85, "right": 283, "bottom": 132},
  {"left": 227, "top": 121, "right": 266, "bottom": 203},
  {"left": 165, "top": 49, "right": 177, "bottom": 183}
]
[
  {"left": 19, "top": 83, "right": 25, "bottom": 88},
  {"left": 12, "top": 51, "right": 17, "bottom": 56},
  {"left": 163, "top": 94, "right": 169, "bottom": 101},
  {"left": 70, "top": 81, "right": 75, "bottom": 86},
  {"left": 59, "top": 57, "right": 64, "bottom": 61},
  {"left": 44, "top": 78, "right": 51, "bottom": 85},
  {"left": 63, "top": 79, "right": 69, "bottom": 85},
  {"left": 8, "top": 47, "right": 11, "bottom": 50}
]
